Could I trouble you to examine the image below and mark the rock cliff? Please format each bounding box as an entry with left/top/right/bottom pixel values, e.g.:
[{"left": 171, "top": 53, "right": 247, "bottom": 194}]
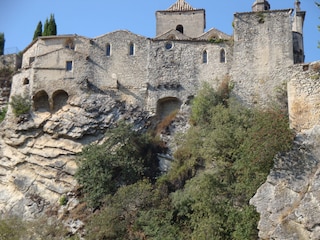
[
  {"left": 0, "top": 92, "right": 152, "bottom": 219},
  {"left": 251, "top": 126, "right": 320, "bottom": 239}
]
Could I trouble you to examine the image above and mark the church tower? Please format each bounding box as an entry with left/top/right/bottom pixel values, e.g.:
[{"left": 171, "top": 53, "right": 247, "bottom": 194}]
[
  {"left": 155, "top": 0, "right": 206, "bottom": 38},
  {"left": 252, "top": 0, "right": 270, "bottom": 11}
]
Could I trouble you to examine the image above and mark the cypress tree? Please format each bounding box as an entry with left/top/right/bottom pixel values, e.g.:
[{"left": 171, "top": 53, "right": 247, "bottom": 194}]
[
  {"left": 0, "top": 33, "right": 5, "bottom": 55},
  {"left": 43, "top": 18, "right": 49, "bottom": 36},
  {"left": 49, "top": 14, "right": 57, "bottom": 36},
  {"left": 33, "top": 21, "right": 42, "bottom": 40}
]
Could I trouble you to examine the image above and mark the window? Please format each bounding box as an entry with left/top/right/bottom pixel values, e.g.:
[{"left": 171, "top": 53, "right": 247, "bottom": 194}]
[
  {"left": 106, "top": 43, "right": 111, "bottom": 56},
  {"left": 165, "top": 42, "right": 173, "bottom": 50},
  {"left": 66, "top": 61, "right": 73, "bottom": 71},
  {"left": 129, "top": 43, "right": 134, "bottom": 56},
  {"left": 176, "top": 25, "right": 184, "bottom": 34},
  {"left": 203, "top": 50, "right": 208, "bottom": 64},
  {"left": 220, "top": 49, "right": 226, "bottom": 63},
  {"left": 29, "top": 57, "right": 35, "bottom": 65}
]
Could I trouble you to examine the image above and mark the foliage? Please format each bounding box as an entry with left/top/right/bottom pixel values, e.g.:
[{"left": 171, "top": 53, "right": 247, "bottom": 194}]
[
  {"left": 43, "top": 14, "right": 57, "bottom": 36},
  {"left": 81, "top": 84, "right": 294, "bottom": 239},
  {"left": 0, "top": 32, "right": 4, "bottom": 55},
  {"left": 0, "top": 106, "right": 7, "bottom": 122},
  {"left": 59, "top": 195, "right": 68, "bottom": 206},
  {"left": 86, "top": 180, "right": 155, "bottom": 240},
  {"left": 75, "top": 121, "right": 160, "bottom": 208},
  {"left": 10, "top": 94, "right": 31, "bottom": 117},
  {"left": 33, "top": 21, "right": 42, "bottom": 40},
  {"left": 0, "top": 217, "right": 25, "bottom": 240}
]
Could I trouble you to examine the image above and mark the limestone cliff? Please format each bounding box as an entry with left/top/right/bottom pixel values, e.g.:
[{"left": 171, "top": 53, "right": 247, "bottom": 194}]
[
  {"left": 0, "top": 92, "right": 152, "bottom": 219},
  {"left": 251, "top": 126, "right": 320, "bottom": 239}
]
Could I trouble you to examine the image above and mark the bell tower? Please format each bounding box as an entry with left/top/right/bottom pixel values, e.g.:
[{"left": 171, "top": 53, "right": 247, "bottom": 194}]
[
  {"left": 156, "top": 0, "right": 206, "bottom": 38},
  {"left": 252, "top": 0, "right": 270, "bottom": 11}
]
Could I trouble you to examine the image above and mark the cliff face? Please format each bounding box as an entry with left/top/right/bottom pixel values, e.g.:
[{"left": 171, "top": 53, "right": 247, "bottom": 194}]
[
  {"left": 251, "top": 126, "right": 320, "bottom": 240},
  {"left": 0, "top": 92, "right": 151, "bottom": 219}
]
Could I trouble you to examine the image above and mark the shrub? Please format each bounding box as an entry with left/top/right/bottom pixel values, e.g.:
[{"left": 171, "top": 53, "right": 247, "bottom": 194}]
[
  {"left": 75, "top": 121, "right": 159, "bottom": 208},
  {"left": 0, "top": 217, "right": 25, "bottom": 240},
  {"left": 0, "top": 106, "right": 7, "bottom": 122},
  {"left": 10, "top": 94, "right": 31, "bottom": 117}
]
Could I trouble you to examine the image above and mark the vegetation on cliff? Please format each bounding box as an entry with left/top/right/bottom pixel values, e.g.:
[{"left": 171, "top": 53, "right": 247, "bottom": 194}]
[
  {"left": 0, "top": 83, "right": 294, "bottom": 239},
  {"left": 79, "top": 83, "right": 294, "bottom": 239}
]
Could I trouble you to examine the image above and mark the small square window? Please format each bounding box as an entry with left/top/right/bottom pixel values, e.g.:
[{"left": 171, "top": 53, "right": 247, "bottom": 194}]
[{"left": 66, "top": 61, "right": 73, "bottom": 71}]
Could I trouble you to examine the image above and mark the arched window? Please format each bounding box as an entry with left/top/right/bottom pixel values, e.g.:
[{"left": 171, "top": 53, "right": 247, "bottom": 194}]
[
  {"left": 203, "top": 50, "right": 208, "bottom": 64},
  {"left": 33, "top": 90, "right": 50, "bottom": 112},
  {"left": 220, "top": 49, "right": 226, "bottom": 63},
  {"left": 106, "top": 43, "right": 111, "bottom": 57},
  {"left": 176, "top": 25, "right": 184, "bottom": 34},
  {"left": 129, "top": 43, "right": 134, "bottom": 56}
]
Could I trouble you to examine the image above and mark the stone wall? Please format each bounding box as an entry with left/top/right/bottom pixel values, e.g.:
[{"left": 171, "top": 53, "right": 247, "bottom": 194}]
[
  {"left": 231, "top": 10, "right": 294, "bottom": 106},
  {"left": 288, "top": 61, "right": 320, "bottom": 131}
]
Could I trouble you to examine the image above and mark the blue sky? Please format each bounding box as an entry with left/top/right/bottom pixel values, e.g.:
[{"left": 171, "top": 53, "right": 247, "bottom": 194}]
[{"left": 0, "top": 0, "right": 319, "bottom": 62}]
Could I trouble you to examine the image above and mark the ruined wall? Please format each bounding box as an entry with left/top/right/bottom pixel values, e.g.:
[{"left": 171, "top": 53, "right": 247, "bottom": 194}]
[{"left": 231, "top": 10, "right": 294, "bottom": 106}]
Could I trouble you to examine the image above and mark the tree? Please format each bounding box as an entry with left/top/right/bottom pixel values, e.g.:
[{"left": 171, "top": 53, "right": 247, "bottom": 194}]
[
  {"left": 43, "top": 14, "right": 57, "bottom": 36},
  {"left": 0, "top": 33, "right": 5, "bottom": 55},
  {"left": 33, "top": 21, "right": 42, "bottom": 40},
  {"left": 43, "top": 18, "right": 49, "bottom": 36}
]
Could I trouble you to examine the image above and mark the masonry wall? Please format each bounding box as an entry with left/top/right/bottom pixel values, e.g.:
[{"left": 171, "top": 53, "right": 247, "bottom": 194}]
[
  {"left": 156, "top": 10, "right": 205, "bottom": 38},
  {"left": 146, "top": 39, "right": 232, "bottom": 111},
  {"left": 231, "top": 10, "right": 294, "bottom": 106},
  {"left": 288, "top": 62, "right": 320, "bottom": 131}
]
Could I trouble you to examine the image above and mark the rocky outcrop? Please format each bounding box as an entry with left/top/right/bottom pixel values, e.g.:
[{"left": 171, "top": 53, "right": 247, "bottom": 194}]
[
  {"left": 0, "top": 92, "right": 152, "bottom": 219},
  {"left": 251, "top": 125, "right": 320, "bottom": 239}
]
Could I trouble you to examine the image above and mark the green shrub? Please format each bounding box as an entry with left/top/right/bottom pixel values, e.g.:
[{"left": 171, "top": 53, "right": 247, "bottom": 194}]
[
  {"left": 10, "top": 94, "right": 31, "bottom": 117},
  {"left": 75, "top": 121, "right": 159, "bottom": 208},
  {"left": 0, "top": 106, "right": 7, "bottom": 122},
  {"left": 59, "top": 195, "right": 68, "bottom": 206}
]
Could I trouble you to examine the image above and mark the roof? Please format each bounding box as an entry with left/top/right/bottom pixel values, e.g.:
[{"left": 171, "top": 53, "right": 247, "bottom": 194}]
[{"left": 167, "top": 0, "right": 195, "bottom": 11}]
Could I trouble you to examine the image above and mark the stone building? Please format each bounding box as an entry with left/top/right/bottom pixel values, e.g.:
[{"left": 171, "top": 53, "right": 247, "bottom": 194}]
[{"left": 11, "top": 0, "right": 306, "bottom": 118}]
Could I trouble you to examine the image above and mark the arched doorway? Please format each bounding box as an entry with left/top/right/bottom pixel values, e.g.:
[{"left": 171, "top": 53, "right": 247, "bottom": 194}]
[
  {"left": 33, "top": 90, "right": 50, "bottom": 112},
  {"left": 156, "top": 97, "right": 182, "bottom": 120},
  {"left": 52, "top": 90, "right": 69, "bottom": 112}
]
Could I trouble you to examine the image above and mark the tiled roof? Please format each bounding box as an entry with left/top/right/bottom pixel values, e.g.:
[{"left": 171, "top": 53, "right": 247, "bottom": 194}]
[{"left": 167, "top": 0, "right": 195, "bottom": 11}]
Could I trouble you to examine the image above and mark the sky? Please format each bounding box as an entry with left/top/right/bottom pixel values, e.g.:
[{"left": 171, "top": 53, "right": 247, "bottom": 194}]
[{"left": 0, "top": 0, "right": 319, "bottom": 62}]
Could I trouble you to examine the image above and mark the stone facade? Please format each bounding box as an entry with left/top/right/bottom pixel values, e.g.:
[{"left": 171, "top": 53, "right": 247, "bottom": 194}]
[{"left": 7, "top": 0, "right": 306, "bottom": 120}]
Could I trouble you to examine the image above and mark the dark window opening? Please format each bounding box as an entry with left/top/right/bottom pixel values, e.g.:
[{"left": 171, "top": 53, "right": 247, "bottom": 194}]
[
  {"left": 23, "top": 78, "right": 29, "bottom": 85},
  {"left": 203, "top": 50, "right": 208, "bottom": 64},
  {"left": 106, "top": 43, "right": 111, "bottom": 56},
  {"left": 220, "top": 49, "right": 226, "bottom": 63},
  {"left": 165, "top": 42, "right": 173, "bottom": 50},
  {"left": 176, "top": 25, "right": 184, "bottom": 34},
  {"left": 129, "top": 43, "right": 134, "bottom": 56},
  {"left": 66, "top": 61, "right": 73, "bottom": 71},
  {"left": 29, "top": 57, "right": 35, "bottom": 65}
]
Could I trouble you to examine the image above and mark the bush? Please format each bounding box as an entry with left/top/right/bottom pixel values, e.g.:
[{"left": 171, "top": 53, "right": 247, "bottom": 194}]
[
  {"left": 0, "top": 217, "right": 25, "bottom": 240},
  {"left": 0, "top": 106, "right": 7, "bottom": 122},
  {"left": 10, "top": 94, "right": 31, "bottom": 117},
  {"left": 75, "top": 121, "right": 159, "bottom": 208}
]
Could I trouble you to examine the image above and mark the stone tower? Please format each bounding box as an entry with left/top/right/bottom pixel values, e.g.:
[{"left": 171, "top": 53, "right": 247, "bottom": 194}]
[
  {"left": 292, "top": 0, "right": 306, "bottom": 63},
  {"left": 155, "top": 0, "right": 206, "bottom": 38},
  {"left": 252, "top": 0, "right": 271, "bottom": 11}
]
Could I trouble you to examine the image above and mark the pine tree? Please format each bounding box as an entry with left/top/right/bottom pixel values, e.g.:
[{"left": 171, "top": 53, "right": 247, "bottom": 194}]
[
  {"left": 0, "top": 33, "right": 5, "bottom": 55},
  {"left": 33, "top": 21, "right": 42, "bottom": 40}
]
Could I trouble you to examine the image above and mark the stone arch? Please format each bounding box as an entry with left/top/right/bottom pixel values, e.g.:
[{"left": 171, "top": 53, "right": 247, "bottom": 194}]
[
  {"left": 176, "top": 25, "right": 184, "bottom": 34},
  {"left": 33, "top": 90, "right": 50, "bottom": 112},
  {"left": 52, "top": 90, "right": 69, "bottom": 112},
  {"left": 156, "top": 97, "right": 182, "bottom": 119}
]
